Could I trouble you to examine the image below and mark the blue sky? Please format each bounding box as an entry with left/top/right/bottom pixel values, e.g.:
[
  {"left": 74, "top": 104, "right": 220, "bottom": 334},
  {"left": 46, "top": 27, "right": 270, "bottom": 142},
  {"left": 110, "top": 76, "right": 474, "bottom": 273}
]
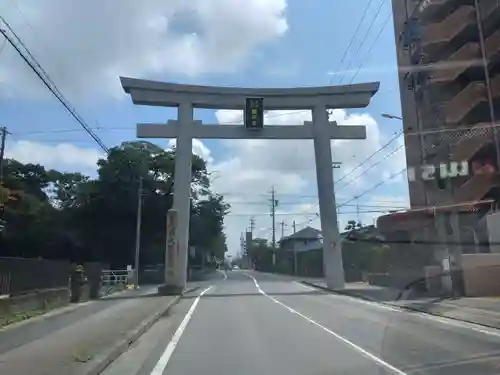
[{"left": 1, "top": 0, "right": 409, "bottom": 254}]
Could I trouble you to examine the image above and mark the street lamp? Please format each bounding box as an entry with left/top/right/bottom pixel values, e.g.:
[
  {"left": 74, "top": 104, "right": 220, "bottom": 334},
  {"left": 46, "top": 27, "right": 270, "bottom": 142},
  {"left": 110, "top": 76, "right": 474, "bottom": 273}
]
[{"left": 381, "top": 113, "right": 403, "bottom": 120}]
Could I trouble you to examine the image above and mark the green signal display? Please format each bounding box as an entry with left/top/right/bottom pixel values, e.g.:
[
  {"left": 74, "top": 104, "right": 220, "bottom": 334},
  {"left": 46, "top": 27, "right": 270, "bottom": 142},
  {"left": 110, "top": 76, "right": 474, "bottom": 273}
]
[{"left": 245, "top": 97, "right": 264, "bottom": 130}]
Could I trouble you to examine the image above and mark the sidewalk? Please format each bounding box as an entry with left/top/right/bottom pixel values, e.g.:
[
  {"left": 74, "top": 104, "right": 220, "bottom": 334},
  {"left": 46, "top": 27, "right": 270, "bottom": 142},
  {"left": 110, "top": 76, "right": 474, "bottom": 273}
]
[
  {"left": 302, "top": 279, "right": 500, "bottom": 330},
  {"left": 0, "top": 285, "right": 181, "bottom": 375}
]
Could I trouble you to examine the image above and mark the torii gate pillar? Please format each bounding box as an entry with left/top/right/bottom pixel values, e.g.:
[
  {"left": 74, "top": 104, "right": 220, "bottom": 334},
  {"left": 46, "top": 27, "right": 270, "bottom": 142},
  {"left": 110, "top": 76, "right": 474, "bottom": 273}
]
[{"left": 120, "top": 77, "right": 379, "bottom": 292}]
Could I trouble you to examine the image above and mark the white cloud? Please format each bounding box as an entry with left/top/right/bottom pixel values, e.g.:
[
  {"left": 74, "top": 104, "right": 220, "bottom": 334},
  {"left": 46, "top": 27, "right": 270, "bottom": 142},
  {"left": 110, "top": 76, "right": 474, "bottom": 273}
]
[
  {"left": 0, "top": 0, "right": 288, "bottom": 98},
  {"left": 6, "top": 140, "right": 102, "bottom": 173},
  {"left": 167, "top": 138, "right": 213, "bottom": 164}
]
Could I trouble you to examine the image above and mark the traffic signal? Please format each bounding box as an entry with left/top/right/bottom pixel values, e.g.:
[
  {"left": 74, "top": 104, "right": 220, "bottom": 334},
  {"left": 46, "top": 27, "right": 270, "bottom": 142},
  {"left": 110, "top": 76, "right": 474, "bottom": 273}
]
[{"left": 245, "top": 97, "right": 264, "bottom": 130}]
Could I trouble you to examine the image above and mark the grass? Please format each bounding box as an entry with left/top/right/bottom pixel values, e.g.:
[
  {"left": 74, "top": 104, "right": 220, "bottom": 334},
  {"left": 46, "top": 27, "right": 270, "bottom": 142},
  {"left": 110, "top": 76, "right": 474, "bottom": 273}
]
[
  {"left": 0, "top": 300, "right": 59, "bottom": 328},
  {"left": 0, "top": 308, "right": 48, "bottom": 327}
]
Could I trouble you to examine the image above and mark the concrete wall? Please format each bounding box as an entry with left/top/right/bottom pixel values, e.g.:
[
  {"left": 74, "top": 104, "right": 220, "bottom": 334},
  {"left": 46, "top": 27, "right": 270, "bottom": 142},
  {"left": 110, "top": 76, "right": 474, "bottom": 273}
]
[
  {"left": 424, "top": 265, "right": 443, "bottom": 296},
  {"left": 0, "top": 288, "right": 70, "bottom": 325},
  {"left": 487, "top": 212, "right": 500, "bottom": 253},
  {"left": 462, "top": 254, "right": 500, "bottom": 296}
]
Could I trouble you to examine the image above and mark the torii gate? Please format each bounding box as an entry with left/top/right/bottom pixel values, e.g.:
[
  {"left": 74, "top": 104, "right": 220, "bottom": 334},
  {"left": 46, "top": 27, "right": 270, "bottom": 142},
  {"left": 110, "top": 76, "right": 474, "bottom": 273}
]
[{"left": 120, "top": 77, "right": 379, "bottom": 291}]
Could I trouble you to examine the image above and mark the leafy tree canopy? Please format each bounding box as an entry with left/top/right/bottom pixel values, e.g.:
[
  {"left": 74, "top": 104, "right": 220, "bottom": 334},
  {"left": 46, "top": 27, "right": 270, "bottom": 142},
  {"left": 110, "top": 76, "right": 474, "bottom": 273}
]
[{"left": 0, "top": 141, "right": 229, "bottom": 268}]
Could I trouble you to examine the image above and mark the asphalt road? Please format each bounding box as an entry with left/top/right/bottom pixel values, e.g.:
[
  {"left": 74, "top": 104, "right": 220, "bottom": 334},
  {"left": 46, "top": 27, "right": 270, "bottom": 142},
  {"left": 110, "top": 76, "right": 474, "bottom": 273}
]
[{"left": 103, "top": 271, "right": 500, "bottom": 375}]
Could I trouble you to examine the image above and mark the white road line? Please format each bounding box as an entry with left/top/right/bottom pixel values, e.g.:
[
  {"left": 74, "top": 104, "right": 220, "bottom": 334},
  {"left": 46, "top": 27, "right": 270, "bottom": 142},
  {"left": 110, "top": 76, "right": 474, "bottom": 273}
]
[
  {"left": 245, "top": 274, "right": 407, "bottom": 375},
  {"left": 294, "top": 281, "right": 500, "bottom": 338},
  {"left": 150, "top": 286, "right": 212, "bottom": 375},
  {"left": 293, "top": 281, "right": 400, "bottom": 312}
]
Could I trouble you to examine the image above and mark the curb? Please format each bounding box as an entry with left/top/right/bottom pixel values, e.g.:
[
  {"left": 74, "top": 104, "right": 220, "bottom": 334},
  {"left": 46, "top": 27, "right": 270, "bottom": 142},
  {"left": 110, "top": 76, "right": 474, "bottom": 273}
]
[
  {"left": 0, "top": 300, "right": 95, "bottom": 332},
  {"left": 1, "top": 286, "right": 137, "bottom": 332},
  {"left": 301, "top": 281, "right": 376, "bottom": 302},
  {"left": 301, "top": 281, "right": 500, "bottom": 331},
  {"left": 83, "top": 295, "right": 181, "bottom": 375}
]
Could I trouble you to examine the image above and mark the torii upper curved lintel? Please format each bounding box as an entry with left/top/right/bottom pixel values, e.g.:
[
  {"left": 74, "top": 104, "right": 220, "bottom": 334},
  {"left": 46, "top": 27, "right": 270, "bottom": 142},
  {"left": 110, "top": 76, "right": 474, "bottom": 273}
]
[{"left": 120, "top": 77, "right": 380, "bottom": 110}]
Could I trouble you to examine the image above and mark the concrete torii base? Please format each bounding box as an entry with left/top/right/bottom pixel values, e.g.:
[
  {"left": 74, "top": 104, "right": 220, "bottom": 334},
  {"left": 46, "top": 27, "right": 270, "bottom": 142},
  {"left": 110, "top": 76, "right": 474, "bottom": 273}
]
[{"left": 157, "top": 284, "right": 184, "bottom": 296}]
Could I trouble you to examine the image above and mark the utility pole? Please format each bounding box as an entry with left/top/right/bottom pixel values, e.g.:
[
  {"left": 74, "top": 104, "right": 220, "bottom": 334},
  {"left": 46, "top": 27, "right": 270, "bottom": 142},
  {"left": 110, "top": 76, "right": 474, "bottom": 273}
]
[
  {"left": 269, "top": 187, "right": 278, "bottom": 267},
  {"left": 134, "top": 177, "right": 143, "bottom": 289},
  {"left": 355, "top": 196, "right": 360, "bottom": 223},
  {"left": 270, "top": 187, "right": 278, "bottom": 248},
  {"left": 249, "top": 217, "right": 255, "bottom": 234},
  {"left": 0, "top": 127, "right": 8, "bottom": 181},
  {"left": 280, "top": 220, "right": 286, "bottom": 239},
  {"left": 291, "top": 219, "right": 298, "bottom": 276},
  {"left": 0, "top": 127, "right": 10, "bottom": 233}
]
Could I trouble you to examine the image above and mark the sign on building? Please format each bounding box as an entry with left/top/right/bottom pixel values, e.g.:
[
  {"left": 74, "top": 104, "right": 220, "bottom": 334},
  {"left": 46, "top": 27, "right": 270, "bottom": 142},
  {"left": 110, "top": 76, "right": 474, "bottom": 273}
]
[{"left": 407, "top": 159, "right": 496, "bottom": 182}]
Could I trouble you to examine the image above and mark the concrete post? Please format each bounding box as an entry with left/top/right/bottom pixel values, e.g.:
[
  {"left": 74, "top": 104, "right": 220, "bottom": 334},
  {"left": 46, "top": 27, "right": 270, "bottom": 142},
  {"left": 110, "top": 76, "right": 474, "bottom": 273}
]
[
  {"left": 173, "top": 102, "right": 194, "bottom": 289},
  {"left": 310, "top": 106, "right": 345, "bottom": 290},
  {"left": 165, "top": 209, "right": 178, "bottom": 284}
]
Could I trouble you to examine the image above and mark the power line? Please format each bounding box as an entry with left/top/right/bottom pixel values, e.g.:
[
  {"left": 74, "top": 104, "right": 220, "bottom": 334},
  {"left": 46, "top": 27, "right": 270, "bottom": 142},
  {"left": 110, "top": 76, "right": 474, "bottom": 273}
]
[
  {"left": 0, "top": 17, "right": 109, "bottom": 153},
  {"left": 0, "top": 36, "right": 6, "bottom": 57},
  {"left": 227, "top": 209, "right": 400, "bottom": 217},
  {"left": 338, "top": 168, "right": 407, "bottom": 208},
  {"left": 292, "top": 168, "right": 408, "bottom": 228},
  {"left": 338, "top": 0, "right": 387, "bottom": 84},
  {"left": 334, "top": 130, "right": 403, "bottom": 185},
  {"left": 329, "top": 0, "right": 375, "bottom": 83},
  {"left": 226, "top": 201, "right": 408, "bottom": 208},
  {"left": 347, "top": 10, "right": 392, "bottom": 84},
  {"left": 337, "top": 143, "right": 404, "bottom": 191}
]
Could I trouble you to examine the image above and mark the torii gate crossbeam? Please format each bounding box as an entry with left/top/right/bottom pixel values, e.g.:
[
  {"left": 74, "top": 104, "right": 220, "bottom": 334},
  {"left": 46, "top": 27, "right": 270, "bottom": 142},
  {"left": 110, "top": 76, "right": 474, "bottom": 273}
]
[{"left": 120, "top": 77, "right": 379, "bottom": 292}]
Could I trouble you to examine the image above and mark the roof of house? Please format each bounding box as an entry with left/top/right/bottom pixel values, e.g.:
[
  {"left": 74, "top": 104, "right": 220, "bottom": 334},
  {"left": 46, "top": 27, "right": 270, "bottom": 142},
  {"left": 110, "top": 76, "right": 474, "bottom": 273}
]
[
  {"left": 377, "top": 199, "right": 494, "bottom": 233},
  {"left": 280, "top": 224, "right": 384, "bottom": 244},
  {"left": 280, "top": 226, "right": 322, "bottom": 243}
]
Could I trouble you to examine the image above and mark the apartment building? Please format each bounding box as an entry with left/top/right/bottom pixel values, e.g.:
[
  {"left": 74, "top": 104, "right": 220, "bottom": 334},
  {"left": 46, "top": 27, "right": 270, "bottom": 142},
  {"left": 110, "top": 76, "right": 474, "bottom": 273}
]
[
  {"left": 375, "top": 0, "right": 500, "bottom": 294},
  {"left": 378, "top": 0, "right": 500, "bottom": 236}
]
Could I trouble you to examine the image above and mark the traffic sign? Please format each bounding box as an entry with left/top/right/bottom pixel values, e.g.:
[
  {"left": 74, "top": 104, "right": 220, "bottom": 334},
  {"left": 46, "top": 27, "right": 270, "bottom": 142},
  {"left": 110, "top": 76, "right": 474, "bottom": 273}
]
[{"left": 245, "top": 97, "right": 264, "bottom": 130}]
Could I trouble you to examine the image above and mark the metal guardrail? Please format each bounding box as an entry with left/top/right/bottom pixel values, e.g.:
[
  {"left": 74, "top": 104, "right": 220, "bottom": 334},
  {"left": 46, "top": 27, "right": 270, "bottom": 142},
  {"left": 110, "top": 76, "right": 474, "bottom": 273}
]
[{"left": 100, "top": 269, "right": 130, "bottom": 295}]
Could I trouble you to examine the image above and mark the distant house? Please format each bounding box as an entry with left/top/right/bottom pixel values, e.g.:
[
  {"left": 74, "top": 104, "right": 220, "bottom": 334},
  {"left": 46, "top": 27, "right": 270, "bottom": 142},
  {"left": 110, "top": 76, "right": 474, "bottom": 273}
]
[
  {"left": 279, "top": 226, "right": 323, "bottom": 253},
  {"left": 279, "top": 225, "right": 384, "bottom": 253},
  {"left": 277, "top": 224, "right": 386, "bottom": 278}
]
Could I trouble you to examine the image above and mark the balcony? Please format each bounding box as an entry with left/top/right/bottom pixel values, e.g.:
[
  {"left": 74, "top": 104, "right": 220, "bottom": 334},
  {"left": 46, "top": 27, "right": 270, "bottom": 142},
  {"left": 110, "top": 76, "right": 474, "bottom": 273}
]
[
  {"left": 492, "top": 72, "right": 500, "bottom": 97},
  {"left": 445, "top": 74, "right": 500, "bottom": 147},
  {"left": 451, "top": 123, "right": 494, "bottom": 162},
  {"left": 416, "top": 0, "right": 467, "bottom": 23},
  {"left": 486, "top": 27, "right": 500, "bottom": 56},
  {"left": 455, "top": 171, "right": 500, "bottom": 203},
  {"left": 445, "top": 82, "right": 487, "bottom": 124},
  {"left": 429, "top": 43, "right": 481, "bottom": 84},
  {"left": 481, "top": 0, "right": 500, "bottom": 31},
  {"left": 421, "top": 6, "right": 476, "bottom": 49}
]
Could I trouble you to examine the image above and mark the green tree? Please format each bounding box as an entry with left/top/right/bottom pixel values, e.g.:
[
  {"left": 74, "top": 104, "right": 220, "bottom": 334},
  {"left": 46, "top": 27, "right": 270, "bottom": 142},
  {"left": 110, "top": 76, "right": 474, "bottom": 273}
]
[
  {"left": 342, "top": 222, "right": 390, "bottom": 280},
  {"left": 248, "top": 238, "right": 274, "bottom": 272},
  {"left": 0, "top": 140, "right": 230, "bottom": 269}
]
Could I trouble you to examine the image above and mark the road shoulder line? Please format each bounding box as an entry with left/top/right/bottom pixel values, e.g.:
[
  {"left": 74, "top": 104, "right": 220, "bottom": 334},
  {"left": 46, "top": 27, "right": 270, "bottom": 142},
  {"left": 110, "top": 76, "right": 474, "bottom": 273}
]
[
  {"left": 149, "top": 286, "right": 212, "bottom": 375},
  {"left": 244, "top": 273, "right": 407, "bottom": 375},
  {"left": 297, "top": 281, "right": 500, "bottom": 338}
]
